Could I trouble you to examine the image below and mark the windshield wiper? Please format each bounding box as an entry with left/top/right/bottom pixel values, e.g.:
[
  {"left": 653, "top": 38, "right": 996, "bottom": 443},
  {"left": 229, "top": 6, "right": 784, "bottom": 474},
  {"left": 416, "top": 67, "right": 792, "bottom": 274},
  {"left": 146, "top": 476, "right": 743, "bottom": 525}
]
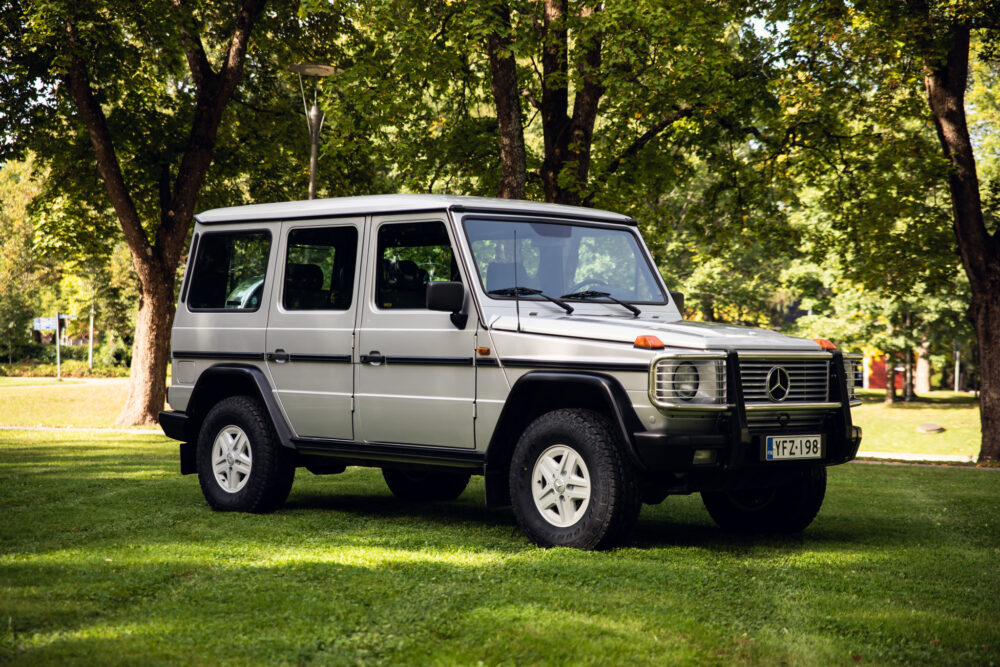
[
  {"left": 559, "top": 290, "right": 641, "bottom": 318},
  {"left": 488, "top": 287, "right": 574, "bottom": 315}
]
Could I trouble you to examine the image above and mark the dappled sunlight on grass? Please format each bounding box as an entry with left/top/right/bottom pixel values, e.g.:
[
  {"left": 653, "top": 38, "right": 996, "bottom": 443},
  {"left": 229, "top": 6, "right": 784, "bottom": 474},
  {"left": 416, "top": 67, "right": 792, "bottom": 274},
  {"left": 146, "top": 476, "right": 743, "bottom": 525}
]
[{"left": 2, "top": 428, "right": 999, "bottom": 664}]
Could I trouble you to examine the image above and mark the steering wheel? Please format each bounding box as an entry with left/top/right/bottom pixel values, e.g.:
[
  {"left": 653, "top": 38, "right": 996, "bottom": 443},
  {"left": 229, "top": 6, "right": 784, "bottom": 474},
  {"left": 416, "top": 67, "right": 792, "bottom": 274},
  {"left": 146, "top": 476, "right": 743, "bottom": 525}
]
[{"left": 567, "top": 278, "right": 610, "bottom": 293}]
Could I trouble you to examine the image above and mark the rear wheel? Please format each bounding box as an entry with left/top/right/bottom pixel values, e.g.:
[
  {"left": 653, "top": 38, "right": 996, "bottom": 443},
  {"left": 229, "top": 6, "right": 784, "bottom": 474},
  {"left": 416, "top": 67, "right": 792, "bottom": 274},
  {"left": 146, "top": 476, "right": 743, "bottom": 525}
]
[
  {"left": 382, "top": 468, "right": 471, "bottom": 502},
  {"left": 196, "top": 396, "right": 295, "bottom": 513},
  {"left": 509, "top": 409, "right": 640, "bottom": 550},
  {"left": 701, "top": 465, "right": 827, "bottom": 533}
]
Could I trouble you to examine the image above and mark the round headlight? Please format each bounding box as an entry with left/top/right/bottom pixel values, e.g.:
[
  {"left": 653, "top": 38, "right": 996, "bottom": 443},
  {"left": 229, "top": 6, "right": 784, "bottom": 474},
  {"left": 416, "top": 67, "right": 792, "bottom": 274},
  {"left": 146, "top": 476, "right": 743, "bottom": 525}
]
[{"left": 674, "top": 362, "right": 699, "bottom": 400}]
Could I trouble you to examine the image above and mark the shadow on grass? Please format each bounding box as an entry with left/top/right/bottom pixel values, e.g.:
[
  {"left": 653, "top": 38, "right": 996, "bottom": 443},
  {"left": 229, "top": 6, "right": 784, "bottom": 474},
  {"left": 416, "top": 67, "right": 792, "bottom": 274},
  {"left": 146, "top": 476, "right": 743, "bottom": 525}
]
[{"left": 284, "top": 490, "right": 520, "bottom": 529}]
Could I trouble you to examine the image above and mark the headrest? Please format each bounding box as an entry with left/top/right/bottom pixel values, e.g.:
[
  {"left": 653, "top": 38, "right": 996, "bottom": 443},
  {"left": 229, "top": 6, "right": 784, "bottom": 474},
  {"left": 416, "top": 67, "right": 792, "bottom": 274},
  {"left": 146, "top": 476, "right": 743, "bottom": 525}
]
[{"left": 286, "top": 264, "right": 324, "bottom": 290}]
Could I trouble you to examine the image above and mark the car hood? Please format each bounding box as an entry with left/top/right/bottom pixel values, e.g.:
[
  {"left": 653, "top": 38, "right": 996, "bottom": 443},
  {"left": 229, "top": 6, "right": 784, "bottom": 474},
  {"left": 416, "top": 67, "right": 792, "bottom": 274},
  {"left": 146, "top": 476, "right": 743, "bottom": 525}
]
[{"left": 488, "top": 315, "right": 821, "bottom": 351}]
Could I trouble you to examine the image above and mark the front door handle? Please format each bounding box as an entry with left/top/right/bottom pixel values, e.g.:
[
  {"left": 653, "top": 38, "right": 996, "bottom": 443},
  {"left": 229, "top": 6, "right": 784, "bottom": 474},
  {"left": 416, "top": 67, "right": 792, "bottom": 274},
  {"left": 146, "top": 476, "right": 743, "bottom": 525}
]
[
  {"left": 268, "top": 349, "right": 289, "bottom": 363},
  {"left": 361, "top": 351, "right": 385, "bottom": 365}
]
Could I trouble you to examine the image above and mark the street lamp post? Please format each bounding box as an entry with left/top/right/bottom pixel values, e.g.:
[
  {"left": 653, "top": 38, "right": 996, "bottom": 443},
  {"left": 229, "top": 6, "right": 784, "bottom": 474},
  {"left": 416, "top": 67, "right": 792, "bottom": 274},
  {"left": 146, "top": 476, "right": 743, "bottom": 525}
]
[{"left": 286, "top": 63, "right": 340, "bottom": 200}]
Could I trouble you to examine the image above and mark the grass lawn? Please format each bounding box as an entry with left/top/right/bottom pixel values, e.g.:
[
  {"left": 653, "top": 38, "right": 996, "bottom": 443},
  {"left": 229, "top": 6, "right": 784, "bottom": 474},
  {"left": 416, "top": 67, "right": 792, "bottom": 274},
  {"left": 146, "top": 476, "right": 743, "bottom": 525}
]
[
  {"left": 853, "top": 390, "right": 981, "bottom": 459},
  {"left": 1, "top": 430, "right": 998, "bottom": 665},
  {"left": 0, "top": 380, "right": 137, "bottom": 429}
]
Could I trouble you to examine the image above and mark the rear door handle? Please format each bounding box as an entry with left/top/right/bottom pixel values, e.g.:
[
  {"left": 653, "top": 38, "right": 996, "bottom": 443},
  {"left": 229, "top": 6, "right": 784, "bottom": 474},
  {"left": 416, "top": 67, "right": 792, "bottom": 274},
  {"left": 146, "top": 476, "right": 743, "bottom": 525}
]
[
  {"left": 268, "top": 349, "right": 289, "bottom": 363},
  {"left": 361, "top": 351, "right": 384, "bottom": 365}
]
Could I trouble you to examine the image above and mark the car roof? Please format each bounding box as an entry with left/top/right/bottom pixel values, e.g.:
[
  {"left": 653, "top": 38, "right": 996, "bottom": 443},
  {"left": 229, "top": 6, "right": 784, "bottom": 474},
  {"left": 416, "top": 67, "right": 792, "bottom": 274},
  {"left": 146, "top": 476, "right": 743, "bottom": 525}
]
[{"left": 194, "top": 194, "right": 635, "bottom": 226}]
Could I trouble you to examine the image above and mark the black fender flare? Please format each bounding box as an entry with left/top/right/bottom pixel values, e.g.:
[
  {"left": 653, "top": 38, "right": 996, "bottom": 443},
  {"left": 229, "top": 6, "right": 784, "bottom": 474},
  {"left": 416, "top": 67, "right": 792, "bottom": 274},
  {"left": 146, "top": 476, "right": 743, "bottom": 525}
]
[
  {"left": 183, "top": 363, "right": 294, "bottom": 448},
  {"left": 483, "top": 371, "right": 647, "bottom": 507}
]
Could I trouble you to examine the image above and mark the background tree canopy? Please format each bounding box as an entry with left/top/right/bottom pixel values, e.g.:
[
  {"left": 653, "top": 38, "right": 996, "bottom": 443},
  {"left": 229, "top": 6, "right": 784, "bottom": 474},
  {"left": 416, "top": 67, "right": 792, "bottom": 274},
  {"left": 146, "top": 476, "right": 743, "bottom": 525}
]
[{"left": 1, "top": 0, "right": 996, "bottom": 459}]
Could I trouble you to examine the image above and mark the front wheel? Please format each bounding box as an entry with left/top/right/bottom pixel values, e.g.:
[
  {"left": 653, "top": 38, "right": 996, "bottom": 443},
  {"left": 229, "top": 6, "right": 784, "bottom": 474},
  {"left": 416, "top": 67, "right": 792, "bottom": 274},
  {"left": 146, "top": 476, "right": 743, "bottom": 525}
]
[
  {"left": 196, "top": 396, "right": 295, "bottom": 513},
  {"left": 701, "top": 465, "right": 827, "bottom": 533},
  {"left": 509, "top": 409, "right": 640, "bottom": 550}
]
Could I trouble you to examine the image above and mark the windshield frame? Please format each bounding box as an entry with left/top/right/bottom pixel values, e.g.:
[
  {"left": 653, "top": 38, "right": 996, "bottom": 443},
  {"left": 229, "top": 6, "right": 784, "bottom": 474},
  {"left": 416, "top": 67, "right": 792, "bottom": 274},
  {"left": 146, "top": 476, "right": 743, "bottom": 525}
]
[{"left": 460, "top": 215, "right": 669, "bottom": 306}]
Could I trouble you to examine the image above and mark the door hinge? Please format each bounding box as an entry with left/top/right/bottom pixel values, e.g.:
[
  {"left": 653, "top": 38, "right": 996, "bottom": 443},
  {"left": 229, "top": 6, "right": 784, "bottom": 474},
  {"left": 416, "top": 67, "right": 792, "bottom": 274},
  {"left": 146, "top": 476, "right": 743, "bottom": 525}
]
[{"left": 351, "top": 396, "right": 355, "bottom": 412}]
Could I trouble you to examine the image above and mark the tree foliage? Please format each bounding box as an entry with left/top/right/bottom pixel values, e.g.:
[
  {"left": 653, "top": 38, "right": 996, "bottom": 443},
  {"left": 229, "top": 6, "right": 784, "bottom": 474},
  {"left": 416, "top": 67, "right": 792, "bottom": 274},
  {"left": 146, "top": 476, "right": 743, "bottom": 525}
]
[{"left": 2, "top": 0, "right": 995, "bottom": 456}]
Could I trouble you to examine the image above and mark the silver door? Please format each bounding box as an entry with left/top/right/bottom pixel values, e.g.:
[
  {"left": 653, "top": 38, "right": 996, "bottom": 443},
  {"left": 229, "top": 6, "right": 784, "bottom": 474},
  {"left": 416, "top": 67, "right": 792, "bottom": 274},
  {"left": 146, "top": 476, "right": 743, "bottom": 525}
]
[
  {"left": 265, "top": 219, "right": 363, "bottom": 439},
  {"left": 355, "top": 215, "right": 477, "bottom": 448}
]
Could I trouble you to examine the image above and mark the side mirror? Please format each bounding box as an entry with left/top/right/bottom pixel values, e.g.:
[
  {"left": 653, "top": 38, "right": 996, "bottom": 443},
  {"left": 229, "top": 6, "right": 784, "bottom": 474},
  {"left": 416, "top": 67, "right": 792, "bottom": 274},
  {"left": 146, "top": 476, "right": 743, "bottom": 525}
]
[
  {"left": 670, "top": 291, "right": 684, "bottom": 315},
  {"left": 426, "top": 281, "right": 467, "bottom": 329}
]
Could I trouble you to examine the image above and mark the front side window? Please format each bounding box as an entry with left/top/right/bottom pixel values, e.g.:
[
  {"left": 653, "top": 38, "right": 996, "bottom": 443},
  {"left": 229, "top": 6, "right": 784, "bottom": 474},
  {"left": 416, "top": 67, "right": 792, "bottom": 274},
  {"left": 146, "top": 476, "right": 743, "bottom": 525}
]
[
  {"left": 188, "top": 231, "right": 271, "bottom": 311},
  {"left": 376, "top": 221, "right": 460, "bottom": 309},
  {"left": 463, "top": 218, "right": 666, "bottom": 304},
  {"left": 283, "top": 226, "right": 359, "bottom": 311}
]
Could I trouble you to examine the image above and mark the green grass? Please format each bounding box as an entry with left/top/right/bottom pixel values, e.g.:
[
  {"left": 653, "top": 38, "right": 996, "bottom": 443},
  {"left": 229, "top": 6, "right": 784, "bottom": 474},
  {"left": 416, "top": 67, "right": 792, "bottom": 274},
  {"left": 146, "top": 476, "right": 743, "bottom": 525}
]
[
  {"left": 0, "top": 378, "right": 83, "bottom": 388},
  {"left": 1, "top": 430, "right": 998, "bottom": 665},
  {"left": 0, "top": 380, "right": 137, "bottom": 428},
  {"left": 853, "top": 390, "right": 981, "bottom": 458}
]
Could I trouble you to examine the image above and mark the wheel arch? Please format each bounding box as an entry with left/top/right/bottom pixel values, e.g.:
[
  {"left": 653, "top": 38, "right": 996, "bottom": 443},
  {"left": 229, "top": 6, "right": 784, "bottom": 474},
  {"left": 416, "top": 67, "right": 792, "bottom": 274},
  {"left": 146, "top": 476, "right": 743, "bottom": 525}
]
[
  {"left": 184, "top": 364, "right": 294, "bottom": 449},
  {"left": 483, "top": 371, "right": 646, "bottom": 507}
]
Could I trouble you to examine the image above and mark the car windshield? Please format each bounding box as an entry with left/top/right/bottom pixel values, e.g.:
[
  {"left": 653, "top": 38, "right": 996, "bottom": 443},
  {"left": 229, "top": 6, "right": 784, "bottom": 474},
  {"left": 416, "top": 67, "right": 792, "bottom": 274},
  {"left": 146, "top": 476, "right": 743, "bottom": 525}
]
[{"left": 463, "top": 218, "right": 666, "bottom": 304}]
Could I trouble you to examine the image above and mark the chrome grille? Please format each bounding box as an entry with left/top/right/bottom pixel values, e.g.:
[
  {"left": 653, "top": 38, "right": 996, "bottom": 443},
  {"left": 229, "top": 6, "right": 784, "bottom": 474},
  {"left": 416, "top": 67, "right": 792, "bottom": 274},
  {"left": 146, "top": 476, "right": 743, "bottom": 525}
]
[{"left": 740, "top": 358, "right": 830, "bottom": 403}]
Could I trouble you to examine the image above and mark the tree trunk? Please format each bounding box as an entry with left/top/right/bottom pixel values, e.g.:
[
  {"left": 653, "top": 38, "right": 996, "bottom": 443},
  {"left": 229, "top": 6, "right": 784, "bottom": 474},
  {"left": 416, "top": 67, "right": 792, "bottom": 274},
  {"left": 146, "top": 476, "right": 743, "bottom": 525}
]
[
  {"left": 885, "top": 355, "right": 896, "bottom": 405},
  {"left": 116, "top": 270, "right": 176, "bottom": 425},
  {"left": 538, "top": 0, "right": 603, "bottom": 205},
  {"left": 64, "top": 0, "right": 265, "bottom": 426},
  {"left": 903, "top": 346, "right": 915, "bottom": 401},
  {"left": 920, "top": 20, "right": 1000, "bottom": 461},
  {"left": 916, "top": 340, "right": 932, "bottom": 394},
  {"left": 487, "top": 3, "right": 526, "bottom": 200}
]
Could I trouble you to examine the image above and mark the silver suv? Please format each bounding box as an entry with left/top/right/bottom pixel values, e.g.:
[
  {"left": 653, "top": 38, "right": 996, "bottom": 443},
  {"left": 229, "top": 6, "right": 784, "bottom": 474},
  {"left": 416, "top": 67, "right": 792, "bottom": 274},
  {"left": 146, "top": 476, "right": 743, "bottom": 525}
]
[{"left": 159, "top": 194, "right": 862, "bottom": 550}]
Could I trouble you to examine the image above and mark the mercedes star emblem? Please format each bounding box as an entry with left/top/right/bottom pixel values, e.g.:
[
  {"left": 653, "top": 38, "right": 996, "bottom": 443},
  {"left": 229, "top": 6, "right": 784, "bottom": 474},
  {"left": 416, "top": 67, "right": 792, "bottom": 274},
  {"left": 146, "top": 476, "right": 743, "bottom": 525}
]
[{"left": 766, "top": 366, "right": 791, "bottom": 402}]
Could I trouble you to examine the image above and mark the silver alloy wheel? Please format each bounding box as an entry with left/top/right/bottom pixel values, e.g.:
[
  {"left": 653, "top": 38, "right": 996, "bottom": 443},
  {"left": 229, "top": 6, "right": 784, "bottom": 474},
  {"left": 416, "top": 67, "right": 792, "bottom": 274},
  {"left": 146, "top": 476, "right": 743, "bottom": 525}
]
[
  {"left": 211, "top": 425, "right": 253, "bottom": 494},
  {"left": 531, "top": 444, "right": 591, "bottom": 527}
]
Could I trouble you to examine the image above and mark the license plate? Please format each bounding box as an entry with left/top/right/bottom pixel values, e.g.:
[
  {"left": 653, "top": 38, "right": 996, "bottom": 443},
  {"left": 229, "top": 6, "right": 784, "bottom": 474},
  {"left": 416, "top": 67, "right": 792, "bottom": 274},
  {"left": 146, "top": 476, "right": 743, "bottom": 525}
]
[{"left": 765, "top": 435, "right": 823, "bottom": 460}]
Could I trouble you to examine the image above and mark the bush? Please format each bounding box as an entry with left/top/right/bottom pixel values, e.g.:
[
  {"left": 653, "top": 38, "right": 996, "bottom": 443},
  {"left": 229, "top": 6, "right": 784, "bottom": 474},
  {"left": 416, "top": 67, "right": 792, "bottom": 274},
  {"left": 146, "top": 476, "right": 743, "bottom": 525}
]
[
  {"left": 10, "top": 342, "right": 92, "bottom": 363},
  {"left": 0, "top": 360, "right": 130, "bottom": 378},
  {"left": 97, "top": 333, "right": 131, "bottom": 367}
]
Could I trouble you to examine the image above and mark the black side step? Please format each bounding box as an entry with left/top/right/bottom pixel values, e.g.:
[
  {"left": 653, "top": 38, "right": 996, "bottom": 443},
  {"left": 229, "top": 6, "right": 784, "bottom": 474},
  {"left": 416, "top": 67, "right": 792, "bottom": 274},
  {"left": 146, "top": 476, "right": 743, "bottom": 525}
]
[{"left": 292, "top": 438, "right": 485, "bottom": 470}]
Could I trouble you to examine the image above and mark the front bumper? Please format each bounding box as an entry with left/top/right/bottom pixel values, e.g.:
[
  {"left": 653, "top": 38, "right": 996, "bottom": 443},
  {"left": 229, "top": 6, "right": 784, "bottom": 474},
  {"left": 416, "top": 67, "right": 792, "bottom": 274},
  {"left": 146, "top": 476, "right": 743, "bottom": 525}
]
[
  {"left": 632, "top": 349, "right": 862, "bottom": 474},
  {"left": 634, "top": 424, "right": 862, "bottom": 474}
]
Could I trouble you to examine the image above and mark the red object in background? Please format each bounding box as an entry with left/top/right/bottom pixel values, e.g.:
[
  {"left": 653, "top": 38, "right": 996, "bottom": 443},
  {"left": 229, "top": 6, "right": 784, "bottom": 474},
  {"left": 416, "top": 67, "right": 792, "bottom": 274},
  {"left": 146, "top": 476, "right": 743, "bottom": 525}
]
[{"left": 868, "top": 357, "right": 903, "bottom": 390}]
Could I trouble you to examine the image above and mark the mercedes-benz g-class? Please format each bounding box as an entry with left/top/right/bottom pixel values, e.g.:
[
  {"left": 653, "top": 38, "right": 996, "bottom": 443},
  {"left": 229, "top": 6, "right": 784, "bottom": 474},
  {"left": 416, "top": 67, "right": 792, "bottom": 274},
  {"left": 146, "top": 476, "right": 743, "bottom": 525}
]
[{"left": 158, "top": 194, "right": 862, "bottom": 550}]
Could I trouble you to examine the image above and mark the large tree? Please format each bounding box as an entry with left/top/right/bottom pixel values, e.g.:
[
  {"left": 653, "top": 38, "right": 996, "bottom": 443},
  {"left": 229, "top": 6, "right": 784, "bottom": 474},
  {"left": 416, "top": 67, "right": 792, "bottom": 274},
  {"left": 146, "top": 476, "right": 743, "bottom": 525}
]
[
  {"left": 908, "top": 4, "right": 1000, "bottom": 460},
  {"left": 2, "top": 0, "right": 279, "bottom": 424},
  {"left": 481, "top": 0, "right": 746, "bottom": 206},
  {"left": 760, "top": 0, "right": 999, "bottom": 461}
]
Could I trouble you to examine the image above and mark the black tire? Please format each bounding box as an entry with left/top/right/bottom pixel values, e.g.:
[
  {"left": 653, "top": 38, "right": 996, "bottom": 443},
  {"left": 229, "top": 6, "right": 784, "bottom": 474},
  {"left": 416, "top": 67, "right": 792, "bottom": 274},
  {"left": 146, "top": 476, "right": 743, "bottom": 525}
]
[
  {"left": 509, "top": 409, "right": 641, "bottom": 550},
  {"left": 196, "top": 395, "right": 295, "bottom": 513},
  {"left": 701, "top": 465, "right": 827, "bottom": 533},
  {"left": 381, "top": 467, "right": 471, "bottom": 502}
]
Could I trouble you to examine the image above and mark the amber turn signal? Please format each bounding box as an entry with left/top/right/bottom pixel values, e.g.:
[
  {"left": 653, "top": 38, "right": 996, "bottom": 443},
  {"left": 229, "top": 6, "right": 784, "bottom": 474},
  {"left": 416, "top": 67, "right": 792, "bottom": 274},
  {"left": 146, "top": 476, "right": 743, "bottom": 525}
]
[
  {"left": 812, "top": 338, "right": 837, "bottom": 351},
  {"left": 634, "top": 335, "right": 665, "bottom": 349},
  {"left": 476, "top": 347, "right": 491, "bottom": 356}
]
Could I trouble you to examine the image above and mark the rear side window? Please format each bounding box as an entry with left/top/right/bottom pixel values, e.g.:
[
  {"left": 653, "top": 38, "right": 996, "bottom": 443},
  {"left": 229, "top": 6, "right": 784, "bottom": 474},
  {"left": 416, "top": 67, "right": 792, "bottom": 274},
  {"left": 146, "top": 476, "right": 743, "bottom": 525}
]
[
  {"left": 187, "top": 231, "right": 271, "bottom": 311},
  {"left": 283, "top": 226, "right": 359, "bottom": 311}
]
